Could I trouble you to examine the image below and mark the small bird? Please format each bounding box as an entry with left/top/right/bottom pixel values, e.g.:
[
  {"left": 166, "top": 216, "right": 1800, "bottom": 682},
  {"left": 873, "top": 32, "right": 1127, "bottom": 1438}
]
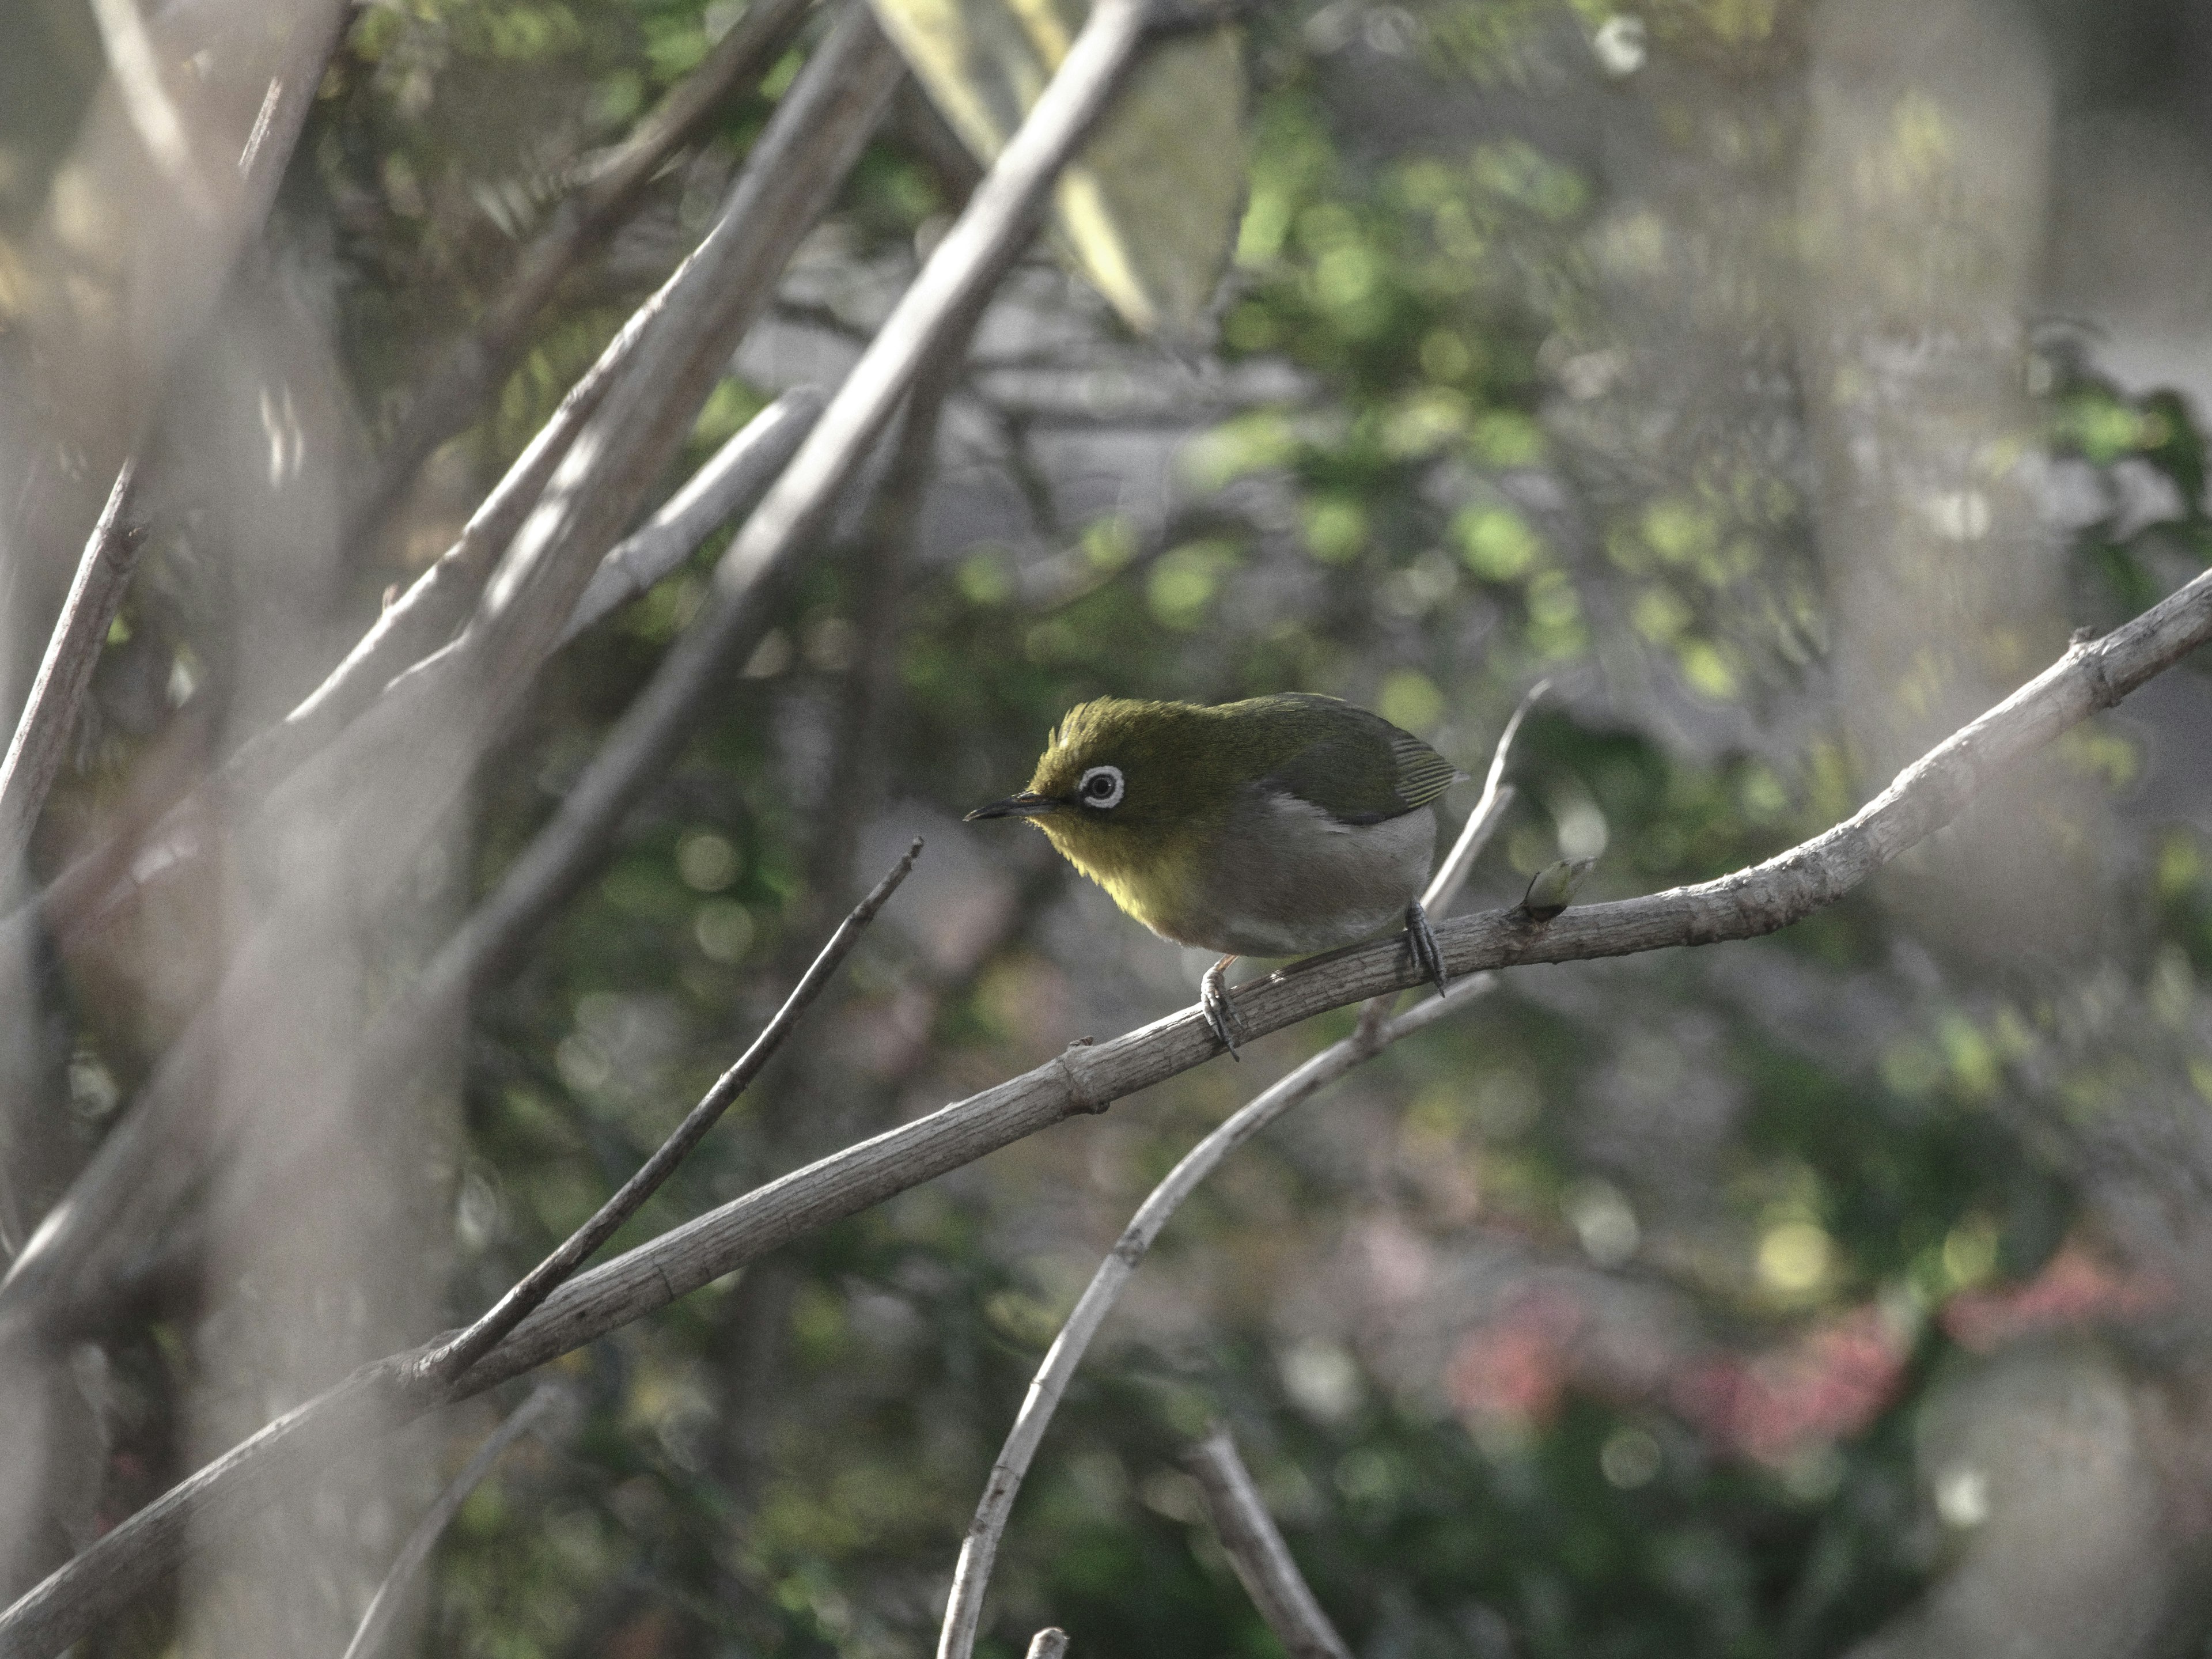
[{"left": 966, "top": 694, "right": 1462, "bottom": 1055}]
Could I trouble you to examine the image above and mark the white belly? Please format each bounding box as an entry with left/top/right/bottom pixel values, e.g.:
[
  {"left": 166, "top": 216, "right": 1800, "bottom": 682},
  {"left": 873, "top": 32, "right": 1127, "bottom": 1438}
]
[{"left": 1180, "top": 789, "right": 1435, "bottom": 958}]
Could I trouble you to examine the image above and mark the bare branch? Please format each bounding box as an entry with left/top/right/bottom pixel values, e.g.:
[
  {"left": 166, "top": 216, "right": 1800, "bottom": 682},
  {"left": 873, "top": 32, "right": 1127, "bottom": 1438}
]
[
  {"left": 709, "top": 0, "right": 1158, "bottom": 608},
  {"left": 931, "top": 704, "right": 1529, "bottom": 1659},
  {"left": 559, "top": 386, "right": 827, "bottom": 647},
  {"left": 338, "top": 1383, "right": 566, "bottom": 1659},
  {"left": 1, "top": 0, "right": 343, "bottom": 888},
  {"left": 12, "top": 96, "right": 2212, "bottom": 1659},
  {"left": 343, "top": 0, "right": 818, "bottom": 548},
  {"left": 0, "top": 467, "right": 145, "bottom": 876},
  {"left": 1183, "top": 1428, "right": 1351, "bottom": 1659},
  {"left": 422, "top": 839, "right": 922, "bottom": 1387},
  {"left": 1025, "top": 1630, "right": 1071, "bottom": 1659},
  {"left": 0, "top": 10, "right": 907, "bottom": 1350}
]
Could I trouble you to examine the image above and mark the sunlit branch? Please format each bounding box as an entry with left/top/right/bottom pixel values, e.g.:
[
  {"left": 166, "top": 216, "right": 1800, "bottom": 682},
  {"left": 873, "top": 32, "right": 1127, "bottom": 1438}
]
[
  {"left": 9, "top": 68, "right": 2211, "bottom": 1659},
  {"left": 0, "top": 467, "right": 144, "bottom": 877},
  {"left": 343, "top": 0, "right": 819, "bottom": 549}
]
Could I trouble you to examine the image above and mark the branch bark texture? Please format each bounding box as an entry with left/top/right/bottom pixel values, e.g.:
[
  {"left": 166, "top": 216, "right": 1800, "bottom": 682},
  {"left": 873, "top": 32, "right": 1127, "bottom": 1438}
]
[{"left": 6, "top": 86, "right": 2210, "bottom": 1659}]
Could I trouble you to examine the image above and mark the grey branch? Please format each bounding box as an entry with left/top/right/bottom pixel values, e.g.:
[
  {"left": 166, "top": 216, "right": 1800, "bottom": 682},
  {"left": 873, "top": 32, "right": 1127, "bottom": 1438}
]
[
  {"left": 0, "top": 10, "right": 904, "bottom": 1352},
  {"left": 1184, "top": 1428, "right": 1352, "bottom": 1659},
  {"left": 338, "top": 1383, "right": 566, "bottom": 1659},
  {"left": 422, "top": 839, "right": 921, "bottom": 1387},
  {"left": 0, "top": 465, "right": 143, "bottom": 874},
  {"left": 1, "top": 0, "right": 343, "bottom": 886},
  {"left": 558, "top": 386, "right": 826, "bottom": 646},
  {"left": 10, "top": 78, "right": 2212, "bottom": 1659},
  {"left": 343, "top": 0, "right": 816, "bottom": 548},
  {"left": 1025, "top": 1630, "right": 1071, "bottom": 1659},
  {"left": 7, "top": 566, "right": 2205, "bottom": 1659},
  {"left": 707, "top": 0, "right": 1156, "bottom": 607},
  {"left": 931, "top": 691, "right": 1527, "bottom": 1659}
]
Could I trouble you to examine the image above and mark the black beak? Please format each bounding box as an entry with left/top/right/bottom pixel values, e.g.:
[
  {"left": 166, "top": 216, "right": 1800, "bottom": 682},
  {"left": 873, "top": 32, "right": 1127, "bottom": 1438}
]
[{"left": 965, "top": 791, "right": 1059, "bottom": 823}]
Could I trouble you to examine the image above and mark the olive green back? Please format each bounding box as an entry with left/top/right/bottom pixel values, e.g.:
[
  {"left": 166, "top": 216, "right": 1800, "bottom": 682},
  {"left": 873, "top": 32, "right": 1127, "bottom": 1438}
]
[{"left": 1032, "top": 692, "right": 1458, "bottom": 827}]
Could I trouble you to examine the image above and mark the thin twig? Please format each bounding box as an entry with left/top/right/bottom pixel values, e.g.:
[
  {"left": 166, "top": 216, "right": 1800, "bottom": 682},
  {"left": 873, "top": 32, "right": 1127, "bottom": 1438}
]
[
  {"left": 1, "top": 0, "right": 344, "bottom": 884},
  {"left": 12, "top": 179, "right": 2212, "bottom": 1659},
  {"left": 0, "top": 465, "right": 143, "bottom": 875},
  {"left": 0, "top": 12, "right": 907, "bottom": 1356},
  {"left": 931, "top": 699, "right": 1529, "bottom": 1659},
  {"left": 1183, "top": 1427, "right": 1351, "bottom": 1659},
  {"left": 343, "top": 0, "right": 817, "bottom": 549},
  {"left": 421, "top": 838, "right": 922, "bottom": 1387},
  {"left": 338, "top": 1383, "right": 566, "bottom": 1659}
]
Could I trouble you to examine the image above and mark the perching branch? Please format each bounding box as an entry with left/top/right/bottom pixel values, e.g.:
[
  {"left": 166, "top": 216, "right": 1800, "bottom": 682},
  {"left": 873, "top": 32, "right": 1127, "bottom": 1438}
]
[
  {"left": 338, "top": 1383, "right": 567, "bottom": 1659},
  {"left": 343, "top": 0, "right": 818, "bottom": 549},
  {"left": 11, "top": 100, "right": 2212, "bottom": 1659},
  {"left": 0, "top": 466, "right": 144, "bottom": 876},
  {"left": 1183, "top": 1427, "right": 1352, "bottom": 1659},
  {"left": 931, "top": 688, "right": 1528, "bottom": 1659},
  {"left": 1025, "top": 1630, "right": 1071, "bottom": 1659},
  {"left": 422, "top": 840, "right": 922, "bottom": 1387}
]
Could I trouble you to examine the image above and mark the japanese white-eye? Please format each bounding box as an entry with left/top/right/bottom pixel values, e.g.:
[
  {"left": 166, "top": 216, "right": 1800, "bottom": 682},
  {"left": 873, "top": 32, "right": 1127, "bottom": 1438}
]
[{"left": 966, "top": 693, "right": 1463, "bottom": 1055}]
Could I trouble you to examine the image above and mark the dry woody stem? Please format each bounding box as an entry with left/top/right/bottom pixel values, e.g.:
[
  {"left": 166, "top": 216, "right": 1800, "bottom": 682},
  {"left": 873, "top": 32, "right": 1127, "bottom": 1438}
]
[
  {"left": 422, "top": 840, "right": 922, "bottom": 1387},
  {"left": 5, "top": 567, "right": 2206, "bottom": 1659},
  {"left": 1184, "top": 1427, "right": 1353, "bottom": 1659}
]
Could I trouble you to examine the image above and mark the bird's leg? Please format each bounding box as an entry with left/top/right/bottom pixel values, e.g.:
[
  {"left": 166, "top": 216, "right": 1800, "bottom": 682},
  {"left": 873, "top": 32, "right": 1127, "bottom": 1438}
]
[
  {"left": 1200, "top": 954, "right": 1246, "bottom": 1060},
  {"left": 1406, "top": 899, "right": 1448, "bottom": 996}
]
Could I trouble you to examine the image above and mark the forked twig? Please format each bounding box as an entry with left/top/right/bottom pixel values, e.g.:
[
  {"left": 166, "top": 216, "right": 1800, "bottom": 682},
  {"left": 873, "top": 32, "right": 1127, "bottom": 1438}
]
[
  {"left": 16, "top": 148, "right": 2212, "bottom": 1659},
  {"left": 419, "top": 839, "right": 923, "bottom": 1388},
  {"left": 931, "top": 691, "right": 1539, "bottom": 1659}
]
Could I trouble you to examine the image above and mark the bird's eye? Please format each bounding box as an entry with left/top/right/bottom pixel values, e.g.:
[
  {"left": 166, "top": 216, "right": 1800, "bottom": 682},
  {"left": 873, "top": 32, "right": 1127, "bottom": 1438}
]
[{"left": 1077, "top": 764, "right": 1124, "bottom": 809}]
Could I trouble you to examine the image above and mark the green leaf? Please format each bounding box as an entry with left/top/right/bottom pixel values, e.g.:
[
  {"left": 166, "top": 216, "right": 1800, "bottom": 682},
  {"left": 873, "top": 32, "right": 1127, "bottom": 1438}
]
[{"left": 866, "top": 0, "right": 1249, "bottom": 340}]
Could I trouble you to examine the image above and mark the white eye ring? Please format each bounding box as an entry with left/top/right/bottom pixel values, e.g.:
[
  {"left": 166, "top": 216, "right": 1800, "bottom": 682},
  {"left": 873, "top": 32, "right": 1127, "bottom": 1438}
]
[{"left": 1077, "top": 764, "right": 1124, "bottom": 809}]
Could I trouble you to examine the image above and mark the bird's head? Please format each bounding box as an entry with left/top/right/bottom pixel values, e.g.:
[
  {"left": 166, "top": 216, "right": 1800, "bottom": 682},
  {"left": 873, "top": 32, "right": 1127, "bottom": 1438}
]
[{"left": 964, "top": 698, "right": 1228, "bottom": 868}]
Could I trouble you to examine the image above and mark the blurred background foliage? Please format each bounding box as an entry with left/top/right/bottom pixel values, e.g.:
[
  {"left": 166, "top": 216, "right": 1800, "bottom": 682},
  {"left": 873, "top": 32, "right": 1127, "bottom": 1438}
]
[{"left": 11, "top": 0, "right": 2212, "bottom": 1653}]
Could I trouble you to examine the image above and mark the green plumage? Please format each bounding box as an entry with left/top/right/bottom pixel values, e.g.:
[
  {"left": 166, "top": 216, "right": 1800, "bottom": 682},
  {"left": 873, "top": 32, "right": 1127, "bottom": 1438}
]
[
  {"left": 968, "top": 691, "right": 1463, "bottom": 1048},
  {"left": 1043, "top": 693, "right": 1457, "bottom": 824}
]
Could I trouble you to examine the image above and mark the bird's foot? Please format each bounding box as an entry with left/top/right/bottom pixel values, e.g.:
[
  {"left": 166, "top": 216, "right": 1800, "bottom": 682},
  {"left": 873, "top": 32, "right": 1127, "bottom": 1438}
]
[
  {"left": 1200, "top": 956, "right": 1247, "bottom": 1060},
  {"left": 1406, "top": 900, "right": 1448, "bottom": 996}
]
